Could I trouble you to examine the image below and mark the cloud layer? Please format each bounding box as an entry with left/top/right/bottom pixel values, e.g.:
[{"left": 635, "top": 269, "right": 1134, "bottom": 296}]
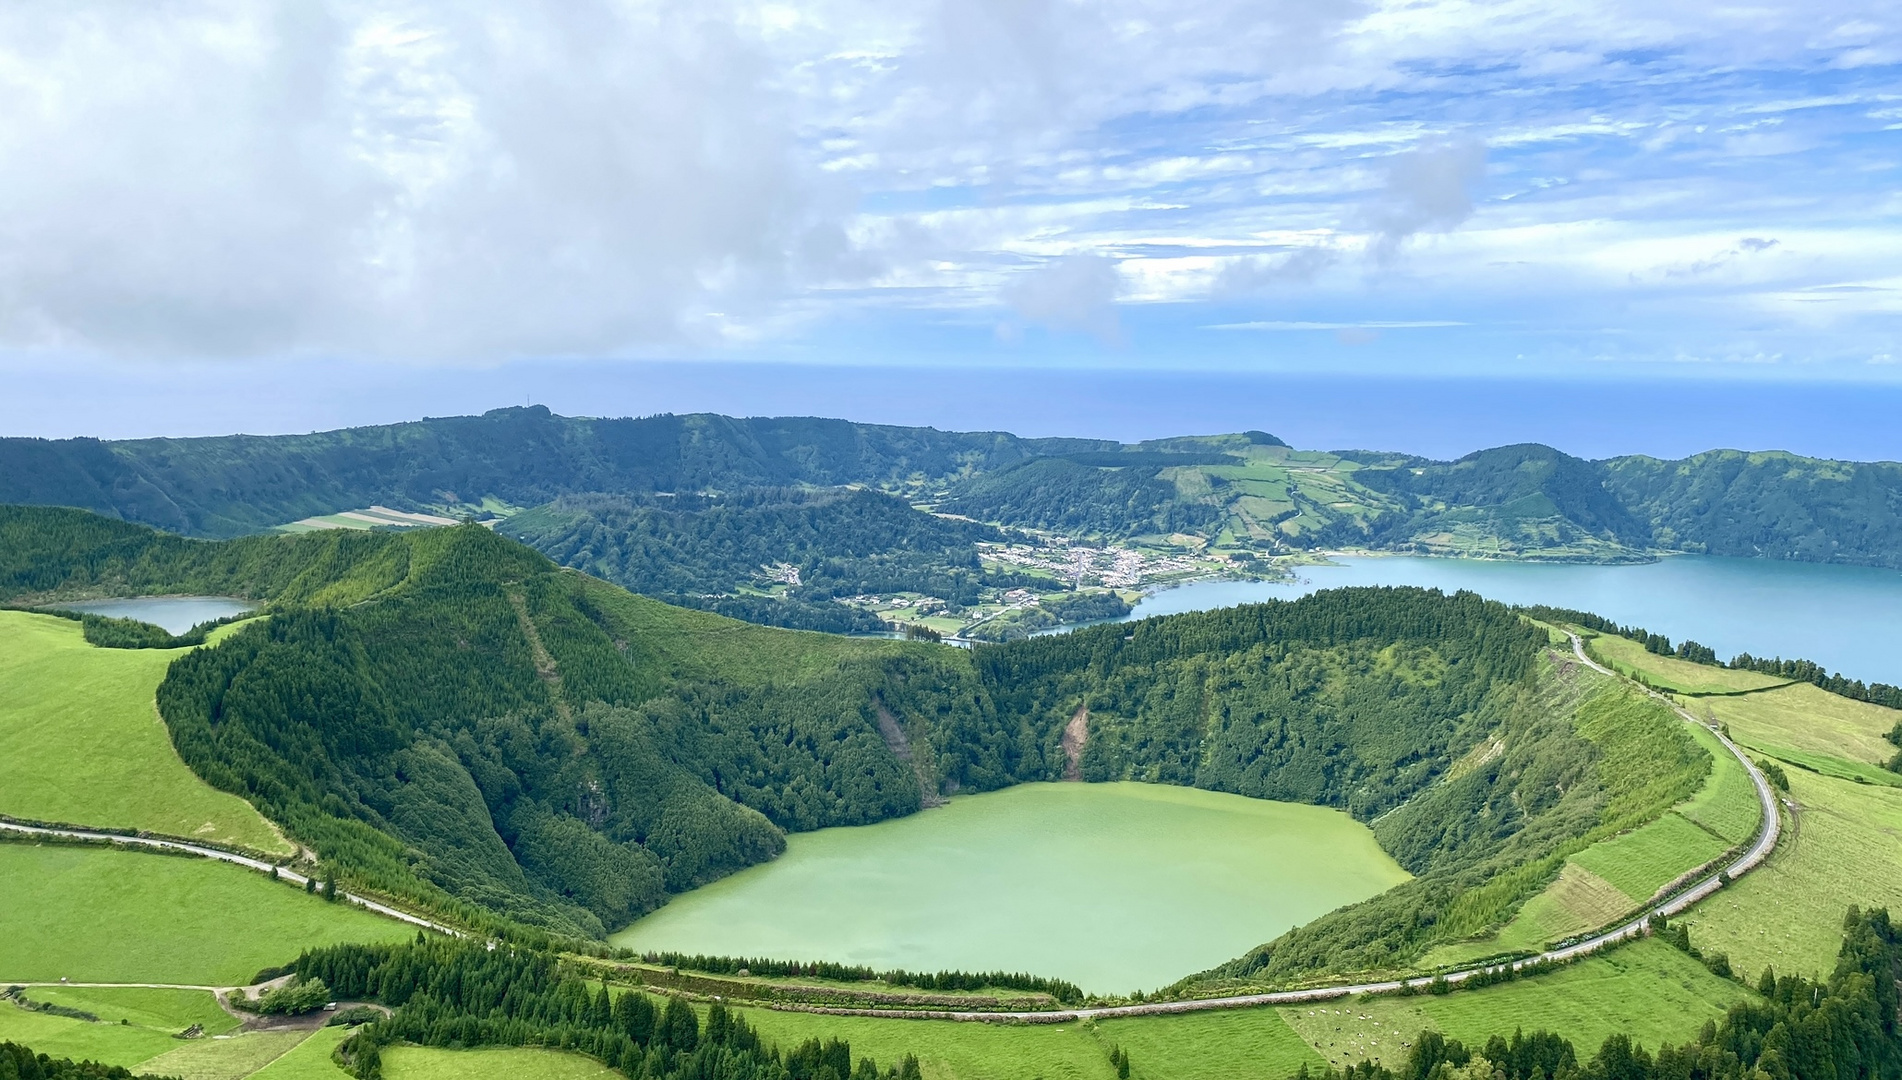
[{"left": 0, "top": 0, "right": 1898, "bottom": 371}]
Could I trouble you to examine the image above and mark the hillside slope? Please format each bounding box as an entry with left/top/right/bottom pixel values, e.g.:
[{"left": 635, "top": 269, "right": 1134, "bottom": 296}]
[
  {"left": 4, "top": 506, "right": 1732, "bottom": 980},
  {"left": 9, "top": 408, "right": 1900, "bottom": 572}
]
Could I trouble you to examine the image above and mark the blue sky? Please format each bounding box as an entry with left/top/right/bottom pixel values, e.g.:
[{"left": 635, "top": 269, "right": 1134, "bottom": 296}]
[{"left": 1, "top": 1, "right": 1900, "bottom": 438}]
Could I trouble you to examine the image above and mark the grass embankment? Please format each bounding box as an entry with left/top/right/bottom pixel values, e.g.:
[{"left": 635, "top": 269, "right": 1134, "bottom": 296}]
[
  {"left": 0, "top": 842, "right": 414, "bottom": 984},
  {"left": 1277, "top": 939, "right": 1749, "bottom": 1069},
  {"left": 1428, "top": 684, "right": 1759, "bottom": 964},
  {"left": 0, "top": 610, "right": 289, "bottom": 854},
  {"left": 1580, "top": 631, "right": 1902, "bottom": 983}
]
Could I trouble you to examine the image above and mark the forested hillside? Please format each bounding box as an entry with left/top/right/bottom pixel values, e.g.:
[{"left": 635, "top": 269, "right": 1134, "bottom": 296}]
[
  {"left": 3, "top": 506, "right": 1719, "bottom": 979},
  {"left": 500, "top": 488, "right": 1047, "bottom": 633},
  {"left": 5, "top": 408, "right": 1902, "bottom": 574},
  {"left": 0, "top": 407, "right": 1110, "bottom": 538}
]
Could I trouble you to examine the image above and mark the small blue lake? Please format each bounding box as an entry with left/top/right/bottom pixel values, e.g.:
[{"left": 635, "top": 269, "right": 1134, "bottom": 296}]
[
  {"left": 1127, "top": 555, "right": 1902, "bottom": 687},
  {"left": 53, "top": 597, "right": 258, "bottom": 635}
]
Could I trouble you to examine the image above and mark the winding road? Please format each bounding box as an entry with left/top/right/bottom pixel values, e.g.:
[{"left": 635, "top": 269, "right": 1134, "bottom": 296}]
[
  {"left": 0, "top": 818, "right": 458, "bottom": 936},
  {"left": 3, "top": 632, "right": 1781, "bottom": 1025}
]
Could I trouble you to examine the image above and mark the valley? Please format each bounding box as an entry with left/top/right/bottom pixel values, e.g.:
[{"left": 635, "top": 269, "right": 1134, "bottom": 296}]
[{"left": 3, "top": 438, "right": 1902, "bottom": 1080}]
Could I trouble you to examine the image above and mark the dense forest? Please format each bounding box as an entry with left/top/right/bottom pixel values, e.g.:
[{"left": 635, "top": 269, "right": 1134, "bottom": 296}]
[
  {"left": 4, "top": 506, "right": 1723, "bottom": 980},
  {"left": 500, "top": 488, "right": 1048, "bottom": 632},
  {"left": 937, "top": 456, "right": 1223, "bottom": 538},
  {"left": 0, "top": 408, "right": 1110, "bottom": 538}
]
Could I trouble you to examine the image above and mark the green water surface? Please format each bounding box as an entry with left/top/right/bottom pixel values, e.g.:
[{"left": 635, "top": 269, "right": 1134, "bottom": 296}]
[{"left": 610, "top": 782, "right": 1409, "bottom": 992}]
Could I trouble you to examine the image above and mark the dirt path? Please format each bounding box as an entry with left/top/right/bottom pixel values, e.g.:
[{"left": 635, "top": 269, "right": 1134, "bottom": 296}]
[{"left": 1061, "top": 707, "right": 1089, "bottom": 781}]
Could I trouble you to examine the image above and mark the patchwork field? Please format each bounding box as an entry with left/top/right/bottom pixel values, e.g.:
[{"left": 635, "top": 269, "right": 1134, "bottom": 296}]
[
  {"left": 0, "top": 842, "right": 414, "bottom": 984},
  {"left": 0, "top": 610, "right": 289, "bottom": 854}
]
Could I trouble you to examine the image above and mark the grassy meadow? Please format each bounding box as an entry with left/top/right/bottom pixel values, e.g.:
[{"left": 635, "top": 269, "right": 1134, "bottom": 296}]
[
  {"left": 137, "top": 1029, "right": 316, "bottom": 1080},
  {"left": 0, "top": 842, "right": 414, "bottom": 984},
  {"left": 1678, "top": 767, "right": 1902, "bottom": 981},
  {"left": 250, "top": 1027, "right": 354, "bottom": 1080},
  {"left": 1584, "top": 635, "right": 1785, "bottom": 696},
  {"left": 0, "top": 610, "right": 289, "bottom": 853},
  {"left": 1278, "top": 939, "right": 1751, "bottom": 1069},
  {"left": 744, "top": 1008, "right": 1116, "bottom": 1080},
  {"left": 381, "top": 1046, "right": 622, "bottom": 1080}
]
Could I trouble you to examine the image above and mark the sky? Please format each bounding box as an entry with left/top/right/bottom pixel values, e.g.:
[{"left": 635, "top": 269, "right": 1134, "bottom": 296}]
[{"left": 2, "top": 0, "right": 1901, "bottom": 445}]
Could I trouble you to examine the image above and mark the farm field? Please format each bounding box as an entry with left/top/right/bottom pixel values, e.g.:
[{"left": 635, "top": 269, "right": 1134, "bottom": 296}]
[
  {"left": 250, "top": 1027, "right": 353, "bottom": 1080},
  {"left": 1678, "top": 767, "right": 1902, "bottom": 981},
  {"left": 0, "top": 842, "right": 414, "bottom": 984},
  {"left": 0, "top": 985, "right": 243, "bottom": 1069},
  {"left": 381, "top": 1046, "right": 623, "bottom": 1080},
  {"left": 743, "top": 1008, "right": 1115, "bottom": 1080},
  {"left": 0, "top": 610, "right": 289, "bottom": 854},
  {"left": 1694, "top": 682, "right": 1902, "bottom": 770},
  {"left": 138, "top": 1029, "right": 316, "bottom": 1080},
  {"left": 612, "top": 782, "right": 1411, "bottom": 993},
  {"left": 1277, "top": 939, "right": 1752, "bottom": 1069},
  {"left": 1585, "top": 635, "right": 1785, "bottom": 695}
]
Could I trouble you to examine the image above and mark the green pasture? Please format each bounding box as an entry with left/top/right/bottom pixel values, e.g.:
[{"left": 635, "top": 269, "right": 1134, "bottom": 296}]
[
  {"left": 0, "top": 996, "right": 193, "bottom": 1068},
  {"left": 0, "top": 842, "right": 414, "bottom": 984},
  {"left": 24, "top": 986, "right": 237, "bottom": 1035},
  {"left": 1095, "top": 1007, "right": 1323, "bottom": 1080},
  {"left": 613, "top": 782, "right": 1410, "bottom": 993},
  {"left": 1585, "top": 635, "right": 1784, "bottom": 696},
  {"left": 1675, "top": 726, "right": 1764, "bottom": 843},
  {"left": 1679, "top": 768, "right": 1902, "bottom": 982},
  {"left": 139, "top": 1029, "right": 315, "bottom": 1080},
  {"left": 381, "top": 1045, "right": 621, "bottom": 1080},
  {"left": 1700, "top": 683, "right": 1901, "bottom": 769},
  {"left": 744, "top": 1008, "right": 1113, "bottom": 1080},
  {"left": 0, "top": 984, "right": 254, "bottom": 1072},
  {"left": 1753, "top": 745, "right": 1902, "bottom": 787},
  {"left": 0, "top": 610, "right": 289, "bottom": 854},
  {"left": 1278, "top": 939, "right": 1750, "bottom": 1069},
  {"left": 1465, "top": 864, "right": 1633, "bottom": 958},
  {"left": 250, "top": 1026, "right": 354, "bottom": 1080},
  {"left": 1569, "top": 813, "right": 1729, "bottom": 903}
]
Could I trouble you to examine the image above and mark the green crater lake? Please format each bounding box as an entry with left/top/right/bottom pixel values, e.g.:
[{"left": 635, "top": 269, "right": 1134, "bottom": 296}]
[{"left": 610, "top": 782, "right": 1409, "bottom": 992}]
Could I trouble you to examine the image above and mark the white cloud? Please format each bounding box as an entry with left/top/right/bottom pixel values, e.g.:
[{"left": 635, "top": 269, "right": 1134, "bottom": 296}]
[
  {"left": 1003, "top": 254, "right": 1125, "bottom": 344},
  {"left": 0, "top": 0, "right": 1899, "bottom": 370}
]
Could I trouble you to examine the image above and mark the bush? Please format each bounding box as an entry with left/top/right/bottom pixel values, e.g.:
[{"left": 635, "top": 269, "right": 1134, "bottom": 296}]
[{"left": 234, "top": 977, "right": 331, "bottom": 1016}]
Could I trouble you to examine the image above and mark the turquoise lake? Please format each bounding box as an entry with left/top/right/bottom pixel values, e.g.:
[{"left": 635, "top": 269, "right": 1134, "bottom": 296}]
[{"left": 1127, "top": 555, "right": 1902, "bottom": 686}]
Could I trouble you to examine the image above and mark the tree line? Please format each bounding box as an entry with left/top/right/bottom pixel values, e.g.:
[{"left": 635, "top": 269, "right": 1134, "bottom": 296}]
[
  {"left": 295, "top": 936, "right": 922, "bottom": 1080},
  {"left": 630, "top": 952, "right": 1083, "bottom": 1004}
]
